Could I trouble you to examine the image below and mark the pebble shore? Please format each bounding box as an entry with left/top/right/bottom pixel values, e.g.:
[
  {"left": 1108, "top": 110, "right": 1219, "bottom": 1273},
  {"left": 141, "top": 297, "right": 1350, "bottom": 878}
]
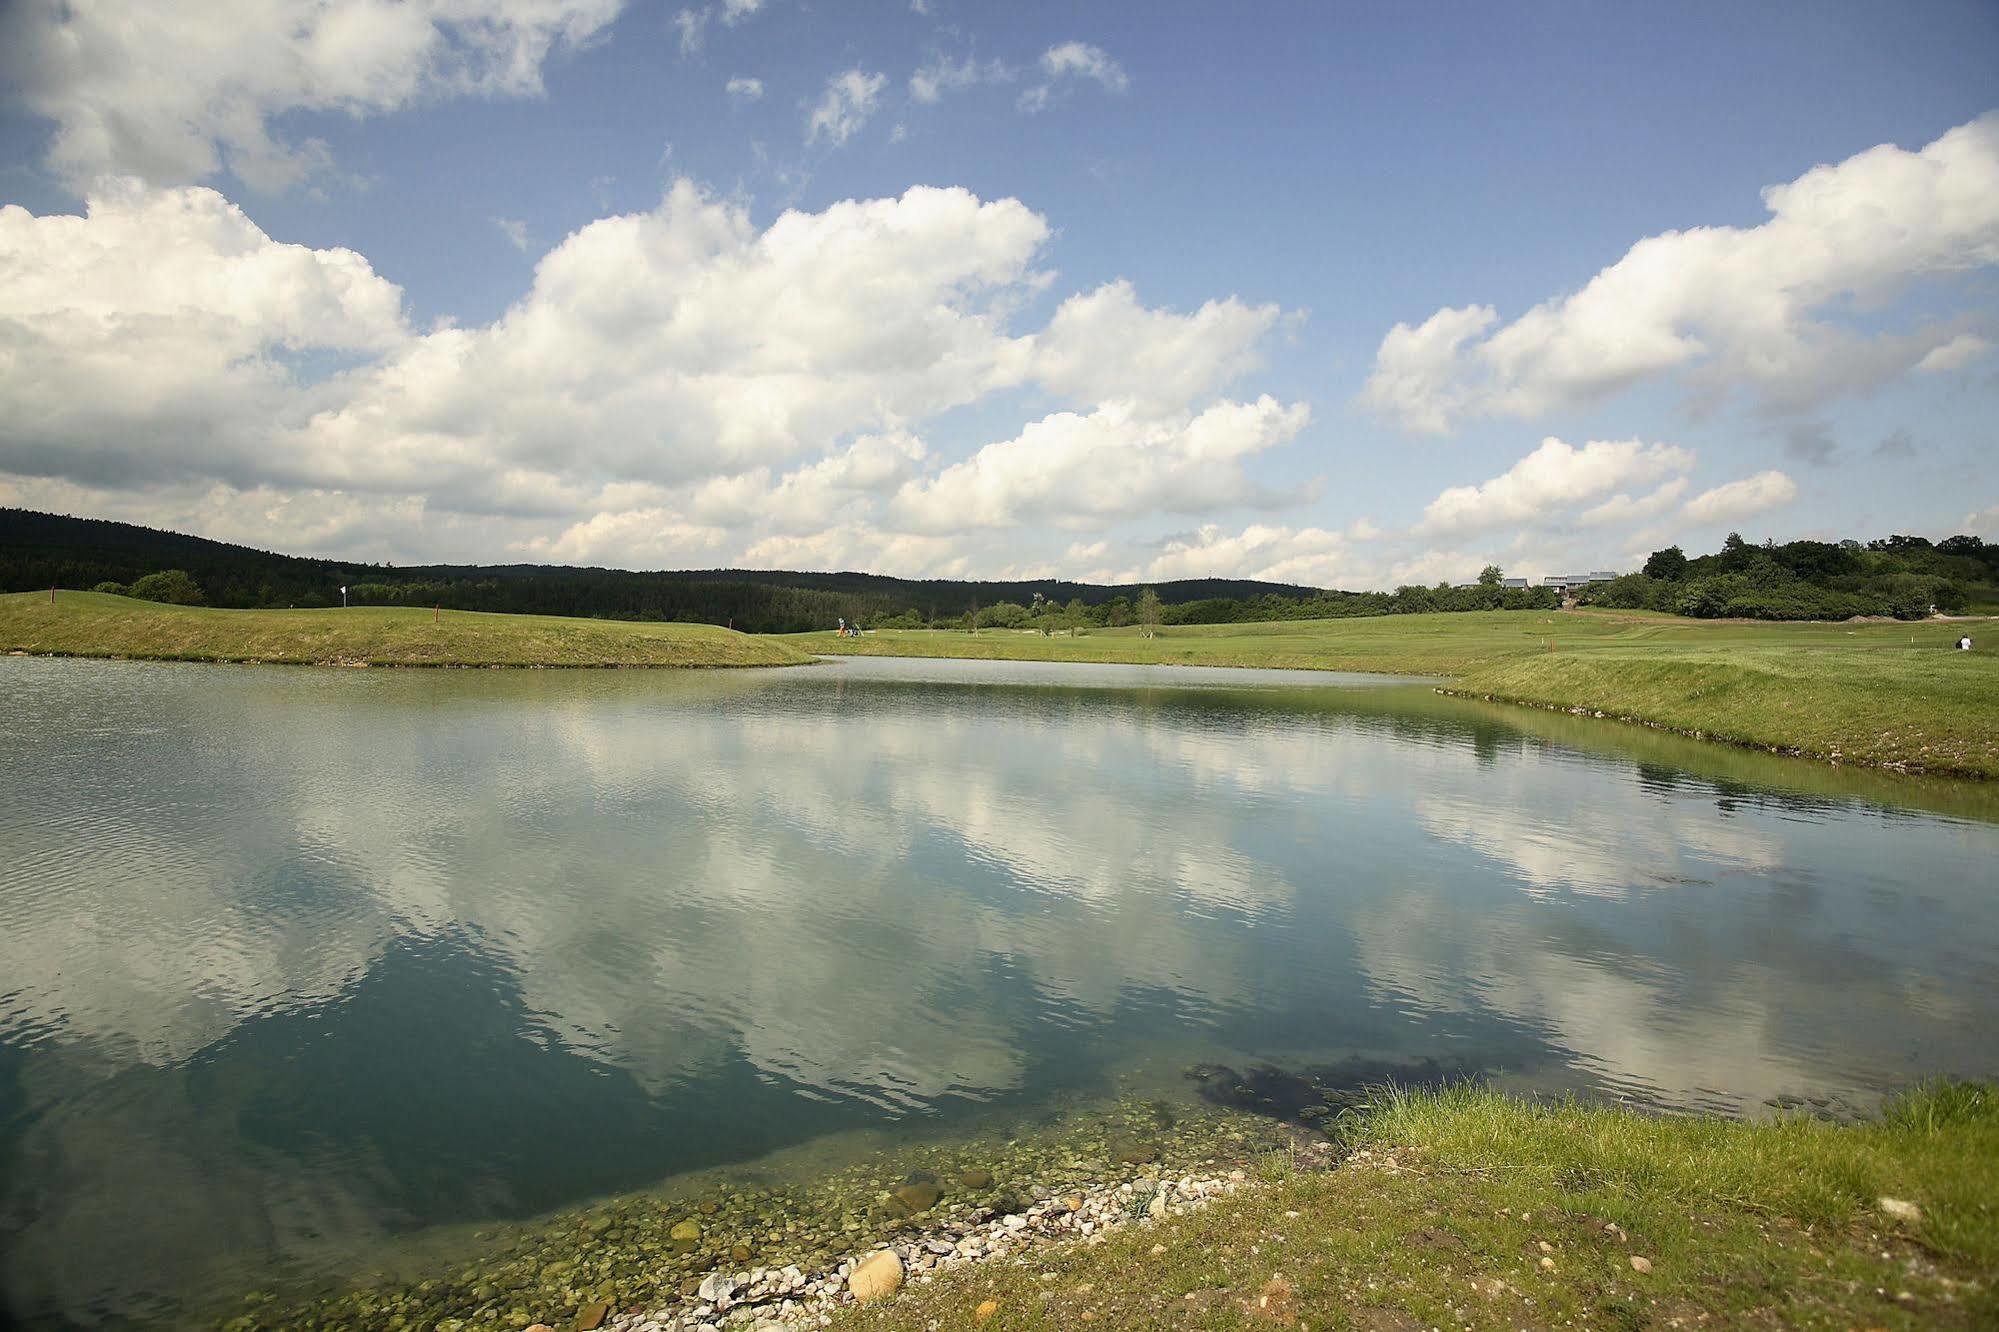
[
  {"left": 218, "top": 1091, "right": 1328, "bottom": 1332},
  {"left": 600, "top": 1144, "right": 1333, "bottom": 1332}
]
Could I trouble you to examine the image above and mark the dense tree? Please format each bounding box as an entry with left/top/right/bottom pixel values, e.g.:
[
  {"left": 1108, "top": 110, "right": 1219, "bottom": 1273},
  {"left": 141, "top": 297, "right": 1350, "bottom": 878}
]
[
  {"left": 1477, "top": 564, "right": 1503, "bottom": 587},
  {"left": 1642, "top": 546, "right": 1688, "bottom": 581},
  {"left": 1137, "top": 587, "right": 1161, "bottom": 638}
]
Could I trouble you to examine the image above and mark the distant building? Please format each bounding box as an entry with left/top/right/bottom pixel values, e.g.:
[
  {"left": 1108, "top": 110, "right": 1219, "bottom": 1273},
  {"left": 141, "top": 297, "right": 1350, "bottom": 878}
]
[{"left": 1540, "top": 570, "right": 1622, "bottom": 596}]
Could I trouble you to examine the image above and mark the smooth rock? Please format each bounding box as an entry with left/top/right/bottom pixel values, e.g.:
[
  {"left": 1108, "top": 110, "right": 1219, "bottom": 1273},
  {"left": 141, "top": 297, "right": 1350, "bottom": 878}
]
[
  {"left": 670, "top": 1220, "right": 703, "bottom": 1242},
  {"left": 697, "top": 1274, "right": 737, "bottom": 1305},
  {"left": 959, "top": 1169, "right": 993, "bottom": 1189},
  {"left": 1879, "top": 1196, "right": 1923, "bottom": 1223},
  {"left": 974, "top": 1299, "right": 999, "bottom": 1322},
  {"left": 576, "top": 1302, "right": 612, "bottom": 1331},
  {"left": 847, "top": 1250, "right": 904, "bottom": 1304},
  {"left": 1629, "top": 1255, "right": 1652, "bottom": 1274}
]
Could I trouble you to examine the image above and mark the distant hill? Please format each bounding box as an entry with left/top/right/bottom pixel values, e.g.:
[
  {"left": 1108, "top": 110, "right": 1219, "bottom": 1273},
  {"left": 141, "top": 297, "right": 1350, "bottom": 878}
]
[{"left": 0, "top": 509, "right": 1323, "bottom": 633}]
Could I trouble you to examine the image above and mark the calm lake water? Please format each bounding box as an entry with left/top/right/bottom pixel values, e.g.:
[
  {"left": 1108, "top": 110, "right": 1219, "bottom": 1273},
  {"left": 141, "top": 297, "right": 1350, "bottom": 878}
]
[{"left": 2, "top": 653, "right": 1996, "bottom": 1328}]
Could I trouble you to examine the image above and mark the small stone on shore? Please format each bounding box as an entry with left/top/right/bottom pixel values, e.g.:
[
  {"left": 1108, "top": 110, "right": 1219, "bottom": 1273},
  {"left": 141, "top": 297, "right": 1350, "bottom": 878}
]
[
  {"left": 1629, "top": 1255, "right": 1652, "bottom": 1274},
  {"left": 848, "top": 1249, "right": 904, "bottom": 1304}
]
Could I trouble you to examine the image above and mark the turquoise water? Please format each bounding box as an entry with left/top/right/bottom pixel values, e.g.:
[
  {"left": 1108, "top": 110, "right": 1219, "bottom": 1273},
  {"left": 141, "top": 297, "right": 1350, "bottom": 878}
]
[{"left": 1, "top": 654, "right": 1994, "bottom": 1328}]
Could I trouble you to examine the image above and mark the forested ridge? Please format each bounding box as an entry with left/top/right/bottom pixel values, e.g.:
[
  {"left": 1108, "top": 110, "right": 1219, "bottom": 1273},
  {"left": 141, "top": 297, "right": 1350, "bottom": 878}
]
[
  {"left": 7, "top": 509, "right": 1995, "bottom": 631},
  {"left": 1, "top": 509, "right": 1320, "bottom": 633}
]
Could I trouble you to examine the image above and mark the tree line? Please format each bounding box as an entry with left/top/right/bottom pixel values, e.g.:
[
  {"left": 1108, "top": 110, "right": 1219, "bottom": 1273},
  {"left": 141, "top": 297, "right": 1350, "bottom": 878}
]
[
  {"left": 9, "top": 508, "right": 1993, "bottom": 630},
  {"left": 1576, "top": 533, "right": 1999, "bottom": 620}
]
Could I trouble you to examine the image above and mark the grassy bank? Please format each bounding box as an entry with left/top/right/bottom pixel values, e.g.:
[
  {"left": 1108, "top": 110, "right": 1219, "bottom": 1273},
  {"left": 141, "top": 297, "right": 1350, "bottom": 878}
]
[
  {"left": 840, "top": 1081, "right": 1999, "bottom": 1331},
  {"left": 802, "top": 612, "right": 1999, "bottom": 778},
  {"left": 0, "top": 591, "right": 811, "bottom": 669}
]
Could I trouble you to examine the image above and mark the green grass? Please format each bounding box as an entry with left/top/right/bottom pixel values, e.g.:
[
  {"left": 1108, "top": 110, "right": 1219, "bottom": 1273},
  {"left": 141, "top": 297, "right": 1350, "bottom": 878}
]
[
  {"left": 799, "top": 611, "right": 1999, "bottom": 777},
  {"left": 0, "top": 591, "right": 811, "bottom": 669},
  {"left": 838, "top": 1081, "right": 1999, "bottom": 1331}
]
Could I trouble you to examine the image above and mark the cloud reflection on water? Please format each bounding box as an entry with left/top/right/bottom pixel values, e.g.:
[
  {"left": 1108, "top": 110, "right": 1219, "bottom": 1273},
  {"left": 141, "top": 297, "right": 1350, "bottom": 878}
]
[{"left": 1, "top": 657, "right": 1995, "bottom": 1326}]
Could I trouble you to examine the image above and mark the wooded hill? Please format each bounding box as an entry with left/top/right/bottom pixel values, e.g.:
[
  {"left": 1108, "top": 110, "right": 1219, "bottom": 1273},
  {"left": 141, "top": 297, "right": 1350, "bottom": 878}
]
[
  {"left": 11, "top": 510, "right": 1993, "bottom": 631},
  {"left": 0, "top": 509, "right": 1320, "bottom": 634}
]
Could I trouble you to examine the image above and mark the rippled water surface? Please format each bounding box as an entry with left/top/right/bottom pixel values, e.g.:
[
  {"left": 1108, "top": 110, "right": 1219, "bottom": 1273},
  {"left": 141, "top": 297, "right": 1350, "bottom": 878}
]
[{"left": 2, "top": 653, "right": 1995, "bottom": 1327}]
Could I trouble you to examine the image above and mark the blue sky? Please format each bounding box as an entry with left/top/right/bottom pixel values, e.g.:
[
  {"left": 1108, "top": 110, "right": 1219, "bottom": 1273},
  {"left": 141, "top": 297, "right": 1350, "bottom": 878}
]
[{"left": 0, "top": 0, "right": 1994, "bottom": 586}]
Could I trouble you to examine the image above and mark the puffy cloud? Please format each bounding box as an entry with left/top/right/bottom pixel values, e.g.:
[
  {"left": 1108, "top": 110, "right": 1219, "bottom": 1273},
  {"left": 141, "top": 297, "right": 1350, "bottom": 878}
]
[
  {"left": 0, "top": 179, "right": 408, "bottom": 489},
  {"left": 1576, "top": 477, "right": 1689, "bottom": 528},
  {"left": 1018, "top": 40, "right": 1128, "bottom": 113},
  {"left": 301, "top": 179, "right": 1049, "bottom": 498},
  {"left": 1033, "top": 280, "right": 1285, "bottom": 410},
  {"left": 1681, "top": 471, "right": 1799, "bottom": 526},
  {"left": 1916, "top": 332, "right": 1992, "bottom": 373},
  {"left": 891, "top": 397, "right": 1310, "bottom": 533},
  {"left": 2, "top": 175, "right": 1324, "bottom": 573},
  {"left": 687, "top": 433, "right": 928, "bottom": 535},
  {"left": 0, "top": 0, "right": 624, "bottom": 190},
  {"left": 1964, "top": 504, "right": 1999, "bottom": 538},
  {"left": 807, "top": 69, "right": 887, "bottom": 146},
  {"left": 1417, "top": 437, "right": 1694, "bottom": 536},
  {"left": 1142, "top": 522, "right": 1351, "bottom": 586},
  {"left": 725, "top": 75, "right": 764, "bottom": 101},
  {"left": 1362, "top": 113, "right": 1999, "bottom": 433}
]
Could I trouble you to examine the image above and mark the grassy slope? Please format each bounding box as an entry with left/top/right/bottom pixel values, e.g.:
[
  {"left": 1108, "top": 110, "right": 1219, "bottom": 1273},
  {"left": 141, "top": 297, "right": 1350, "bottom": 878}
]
[
  {"left": 841, "top": 1083, "right": 1999, "bottom": 1331},
  {"left": 800, "top": 612, "right": 1999, "bottom": 778},
  {"left": 0, "top": 591, "right": 810, "bottom": 669}
]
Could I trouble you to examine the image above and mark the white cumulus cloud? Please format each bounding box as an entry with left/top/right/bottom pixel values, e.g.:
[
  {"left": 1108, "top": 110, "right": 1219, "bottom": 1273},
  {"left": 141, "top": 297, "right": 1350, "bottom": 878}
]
[
  {"left": 0, "top": 0, "right": 625, "bottom": 190},
  {"left": 1681, "top": 471, "right": 1799, "bottom": 526},
  {"left": 1417, "top": 437, "right": 1695, "bottom": 536},
  {"left": 892, "top": 397, "right": 1310, "bottom": 533},
  {"left": 1362, "top": 112, "right": 1999, "bottom": 433},
  {"left": 725, "top": 75, "right": 764, "bottom": 101},
  {"left": 1034, "top": 280, "right": 1286, "bottom": 411}
]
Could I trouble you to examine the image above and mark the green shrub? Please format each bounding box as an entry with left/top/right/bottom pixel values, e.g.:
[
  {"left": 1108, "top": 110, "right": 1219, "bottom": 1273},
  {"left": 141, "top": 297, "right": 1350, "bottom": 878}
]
[
  {"left": 127, "top": 569, "right": 205, "bottom": 605},
  {"left": 91, "top": 580, "right": 127, "bottom": 596}
]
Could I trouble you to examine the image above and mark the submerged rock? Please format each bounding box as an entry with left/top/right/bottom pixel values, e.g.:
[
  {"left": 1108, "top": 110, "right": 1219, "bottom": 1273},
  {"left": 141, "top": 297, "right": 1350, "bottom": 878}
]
[
  {"left": 958, "top": 1168, "right": 993, "bottom": 1189},
  {"left": 669, "top": 1219, "right": 703, "bottom": 1242},
  {"left": 891, "top": 1181, "right": 943, "bottom": 1214}
]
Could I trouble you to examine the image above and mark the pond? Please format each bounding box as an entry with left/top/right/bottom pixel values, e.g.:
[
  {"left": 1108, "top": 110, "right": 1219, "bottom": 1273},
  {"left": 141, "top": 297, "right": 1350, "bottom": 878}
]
[{"left": 1, "top": 653, "right": 1995, "bottom": 1328}]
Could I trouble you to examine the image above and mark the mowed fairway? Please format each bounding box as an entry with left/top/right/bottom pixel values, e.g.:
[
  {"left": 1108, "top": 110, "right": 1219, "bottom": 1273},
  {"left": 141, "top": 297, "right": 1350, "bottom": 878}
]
[
  {"left": 0, "top": 591, "right": 810, "bottom": 669},
  {"left": 801, "top": 611, "right": 1999, "bottom": 778}
]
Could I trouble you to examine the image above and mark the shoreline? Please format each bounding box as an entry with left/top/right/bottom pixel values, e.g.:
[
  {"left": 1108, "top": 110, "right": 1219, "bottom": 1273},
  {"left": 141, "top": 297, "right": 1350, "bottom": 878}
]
[
  {"left": 0, "top": 592, "right": 812, "bottom": 670},
  {"left": 1435, "top": 685, "right": 1988, "bottom": 779},
  {"left": 219, "top": 1082, "right": 1999, "bottom": 1332},
  {"left": 5, "top": 647, "right": 816, "bottom": 671},
  {"left": 595, "top": 1159, "right": 1296, "bottom": 1332}
]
